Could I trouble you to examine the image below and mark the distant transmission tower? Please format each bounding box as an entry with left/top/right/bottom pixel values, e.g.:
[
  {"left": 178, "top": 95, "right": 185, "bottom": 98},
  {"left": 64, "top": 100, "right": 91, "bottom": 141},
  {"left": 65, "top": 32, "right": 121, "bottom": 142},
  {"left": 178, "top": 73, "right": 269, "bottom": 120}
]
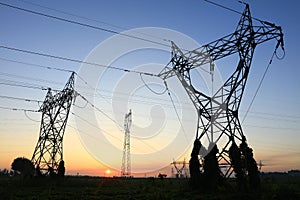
[
  {"left": 121, "top": 109, "right": 132, "bottom": 177},
  {"left": 31, "top": 72, "right": 75, "bottom": 174}
]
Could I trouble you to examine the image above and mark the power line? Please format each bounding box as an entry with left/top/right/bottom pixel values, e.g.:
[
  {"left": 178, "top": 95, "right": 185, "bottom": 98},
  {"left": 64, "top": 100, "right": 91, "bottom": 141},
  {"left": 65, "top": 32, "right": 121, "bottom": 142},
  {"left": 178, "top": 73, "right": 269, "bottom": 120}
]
[
  {"left": 203, "top": 0, "right": 243, "bottom": 15},
  {"left": 1, "top": 70, "right": 298, "bottom": 122},
  {"left": 0, "top": 2, "right": 170, "bottom": 48},
  {"left": 0, "top": 95, "right": 42, "bottom": 103},
  {"left": 71, "top": 112, "right": 158, "bottom": 152},
  {"left": 1, "top": 73, "right": 298, "bottom": 123},
  {"left": 0, "top": 71, "right": 64, "bottom": 86},
  {"left": 203, "top": 0, "right": 264, "bottom": 23},
  {"left": 0, "top": 56, "right": 171, "bottom": 112},
  {"left": 140, "top": 73, "right": 167, "bottom": 95},
  {"left": 0, "top": 81, "right": 47, "bottom": 91},
  {"left": 75, "top": 73, "right": 122, "bottom": 113},
  {"left": 242, "top": 48, "right": 277, "bottom": 124},
  {"left": 0, "top": 45, "right": 159, "bottom": 77},
  {"left": 0, "top": 80, "right": 60, "bottom": 92},
  {"left": 241, "top": 110, "right": 300, "bottom": 119},
  {"left": 0, "top": 57, "right": 74, "bottom": 73},
  {"left": 16, "top": 0, "right": 170, "bottom": 43},
  {"left": 165, "top": 81, "right": 189, "bottom": 144},
  {"left": 0, "top": 58, "right": 185, "bottom": 107},
  {"left": 70, "top": 111, "right": 123, "bottom": 143},
  {"left": 0, "top": 105, "right": 38, "bottom": 112},
  {"left": 244, "top": 114, "right": 299, "bottom": 124},
  {"left": 245, "top": 124, "right": 300, "bottom": 131},
  {"left": 24, "top": 110, "right": 40, "bottom": 122},
  {"left": 75, "top": 92, "right": 124, "bottom": 131}
]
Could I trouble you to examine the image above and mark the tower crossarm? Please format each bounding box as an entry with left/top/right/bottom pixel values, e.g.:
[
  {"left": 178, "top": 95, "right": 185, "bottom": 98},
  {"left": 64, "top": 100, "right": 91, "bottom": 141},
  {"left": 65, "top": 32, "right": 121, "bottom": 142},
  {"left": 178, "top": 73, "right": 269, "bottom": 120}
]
[
  {"left": 38, "top": 73, "right": 75, "bottom": 112},
  {"left": 38, "top": 88, "right": 74, "bottom": 112},
  {"left": 158, "top": 5, "right": 284, "bottom": 80}
]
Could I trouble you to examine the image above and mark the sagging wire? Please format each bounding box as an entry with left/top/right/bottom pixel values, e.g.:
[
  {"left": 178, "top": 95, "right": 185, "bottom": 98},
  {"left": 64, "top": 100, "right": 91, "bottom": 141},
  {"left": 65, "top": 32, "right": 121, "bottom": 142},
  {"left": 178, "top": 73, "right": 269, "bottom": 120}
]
[
  {"left": 72, "top": 99, "right": 88, "bottom": 109},
  {"left": 0, "top": 45, "right": 160, "bottom": 78},
  {"left": 75, "top": 92, "right": 124, "bottom": 131},
  {"left": 17, "top": 0, "right": 171, "bottom": 44},
  {"left": 0, "top": 106, "right": 38, "bottom": 112},
  {"left": 164, "top": 80, "right": 189, "bottom": 144},
  {"left": 0, "top": 2, "right": 171, "bottom": 48},
  {"left": 140, "top": 73, "right": 167, "bottom": 95},
  {"left": 24, "top": 110, "right": 40, "bottom": 122},
  {"left": 242, "top": 40, "right": 285, "bottom": 124}
]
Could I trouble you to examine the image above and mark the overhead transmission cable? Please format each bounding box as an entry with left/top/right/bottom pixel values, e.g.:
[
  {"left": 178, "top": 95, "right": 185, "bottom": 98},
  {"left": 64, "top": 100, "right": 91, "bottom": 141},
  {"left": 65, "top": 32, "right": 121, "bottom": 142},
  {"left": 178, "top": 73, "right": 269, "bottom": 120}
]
[
  {"left": 203, "top": 0, "right": 266, "bottom": 23},
  {"left": 164, "top": 81, "right": 189, "bottom": 144},
  {"left": 0, "top": 105, "right": 38, "bottom": 112},
  {"left": 0, "top": 2, "right": 170, "bottom": 48},
  {"left": 0, "top": 45, "right": 159, "bottom": 78},
  {"left": 0, "top": 80, "right": 60, "bottom": 92},
  {"left": 24, "top": 110, "right": 40, "bottom": 122},
  {"left": 74, "top": 73, "right": 123, "bottom": 113},
  {"left": 75, "top": 92, "right": 124, "bottom": 131},
  {"left": 241, "top": 46, "right": 278, "bottom": 124},
  {"left": 72, "top": 95, "right": 159, "bottom": 152},
  {"left": 139, "top": 73, "right": 167, "bottom": 95},
  {"left": 0, "top": 57, "right": 74, "bottom": 73},
  {"left": 70, "top": 111, "right": 123, "bottom": 143},
  {"left": 16, "top": 0, "right": 170, "bottom": 43},
  {"left": 0, "top": 95, "right": 42, "bottom": 103}
]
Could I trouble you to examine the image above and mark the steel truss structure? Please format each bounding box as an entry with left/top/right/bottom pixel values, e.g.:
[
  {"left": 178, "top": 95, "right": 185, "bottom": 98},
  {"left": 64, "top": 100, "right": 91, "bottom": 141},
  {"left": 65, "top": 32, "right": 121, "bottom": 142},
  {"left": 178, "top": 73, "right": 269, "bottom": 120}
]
[
  {"left": 121, "top": 109, "right": 132, "bottom": 176},
  {"left": 171, "top": 159, "right": 188, "bottom": 178},
  {"left": 31, "top": 72, "right": 75, "bottom": 174},
  {"left": 159, "top": 4, "right": 284, "bottom": 177}
]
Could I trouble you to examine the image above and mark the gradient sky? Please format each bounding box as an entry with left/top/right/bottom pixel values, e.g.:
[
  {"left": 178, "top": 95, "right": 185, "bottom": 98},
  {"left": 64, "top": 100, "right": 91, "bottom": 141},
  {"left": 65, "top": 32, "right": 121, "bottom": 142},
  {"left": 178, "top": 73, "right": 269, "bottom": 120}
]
[{"left": 0, "top": 0, "right": 299, "bottom": 177}]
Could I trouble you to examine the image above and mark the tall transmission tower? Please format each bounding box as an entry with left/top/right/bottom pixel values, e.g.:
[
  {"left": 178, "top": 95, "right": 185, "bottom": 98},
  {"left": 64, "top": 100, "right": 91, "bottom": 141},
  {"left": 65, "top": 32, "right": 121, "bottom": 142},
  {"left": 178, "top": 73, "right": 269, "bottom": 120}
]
[
  {"left": 159, "top": 4, "right": 284, "bottom": 178},
  {"left": 31, "top": 72, "right": 75, "bottom": 174},
  {"left": 121, "top": 109, "right": 132, "bottom": 177}
]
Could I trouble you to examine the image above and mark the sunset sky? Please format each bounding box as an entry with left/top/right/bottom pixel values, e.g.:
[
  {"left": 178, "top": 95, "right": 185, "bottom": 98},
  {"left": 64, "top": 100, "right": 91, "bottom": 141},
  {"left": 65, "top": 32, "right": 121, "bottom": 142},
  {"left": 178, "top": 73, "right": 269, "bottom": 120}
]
[{"left": 0, "top": 0, "right": 299, "bottom": 177}]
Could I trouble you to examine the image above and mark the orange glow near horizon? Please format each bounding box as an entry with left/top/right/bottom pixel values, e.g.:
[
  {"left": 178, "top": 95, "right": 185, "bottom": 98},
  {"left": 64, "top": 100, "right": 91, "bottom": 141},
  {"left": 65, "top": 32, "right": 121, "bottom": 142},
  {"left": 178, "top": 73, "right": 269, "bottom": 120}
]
[{"left": 0, "top": 119, "right": 299, "bottom": 177}]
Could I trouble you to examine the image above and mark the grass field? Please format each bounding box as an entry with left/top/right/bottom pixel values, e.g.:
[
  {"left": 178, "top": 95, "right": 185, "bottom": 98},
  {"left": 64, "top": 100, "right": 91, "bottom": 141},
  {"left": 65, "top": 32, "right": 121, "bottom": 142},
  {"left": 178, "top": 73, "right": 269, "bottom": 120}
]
[{"left": 0, "top": 175, "right": 299, "bottom": 200}]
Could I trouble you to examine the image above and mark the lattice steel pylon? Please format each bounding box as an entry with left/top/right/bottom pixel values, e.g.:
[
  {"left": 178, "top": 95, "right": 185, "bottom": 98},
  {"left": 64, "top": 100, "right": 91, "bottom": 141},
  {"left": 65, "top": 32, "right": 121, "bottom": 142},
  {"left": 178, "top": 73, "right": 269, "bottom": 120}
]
[
  {"left": 31, "top": 72, "right": 75, "bottom": 174},
  {"left": 121, "top": 109, "right": 132, "bottom": 176},
  {"left": 159, "top": 4, "right": 284, "bottom": 177},
  {"left": 171, "top": 159, "right": 188, "bottom": 178}
]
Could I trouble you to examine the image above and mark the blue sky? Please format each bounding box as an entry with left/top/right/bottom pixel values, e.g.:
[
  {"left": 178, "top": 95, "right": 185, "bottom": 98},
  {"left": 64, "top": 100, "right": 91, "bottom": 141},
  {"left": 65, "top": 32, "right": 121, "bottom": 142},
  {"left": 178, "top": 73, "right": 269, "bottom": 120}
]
[{"left": 0, "top": 0, "right": 299, "bottom": 175}]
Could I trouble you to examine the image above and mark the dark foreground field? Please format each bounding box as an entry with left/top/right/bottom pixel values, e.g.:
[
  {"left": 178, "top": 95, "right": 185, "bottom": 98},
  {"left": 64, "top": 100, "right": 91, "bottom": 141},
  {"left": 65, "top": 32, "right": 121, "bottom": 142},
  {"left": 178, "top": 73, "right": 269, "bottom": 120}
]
[{"left": 0, "top": 175, "right": 299, "bottom": 200}]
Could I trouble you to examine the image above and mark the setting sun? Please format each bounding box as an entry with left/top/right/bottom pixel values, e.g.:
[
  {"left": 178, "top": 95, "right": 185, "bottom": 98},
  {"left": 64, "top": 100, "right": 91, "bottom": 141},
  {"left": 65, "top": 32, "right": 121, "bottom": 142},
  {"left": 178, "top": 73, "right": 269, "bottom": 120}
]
[{"left": 105, "top": 169, "right": 111, "bottom": 175}]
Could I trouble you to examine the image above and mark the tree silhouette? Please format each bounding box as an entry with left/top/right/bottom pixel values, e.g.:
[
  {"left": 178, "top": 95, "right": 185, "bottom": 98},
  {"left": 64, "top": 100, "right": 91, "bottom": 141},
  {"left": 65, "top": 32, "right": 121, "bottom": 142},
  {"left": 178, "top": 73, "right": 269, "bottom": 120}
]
[
  {"left": 240, "top": 137, "right": 261, "bottom": 192},
  {"left": 189, "top": 139, "right": 202, "bottom": 189},
  {"left": 203, "top": 144, "right": 221, "bottom": 192},
  {"left": 229, "top": 140, "right": 246, "bottom": 191},
  {"left": 57, "top": 160, "right": 65, "bottom": 177},
  {"left": 11, "top": 157, "right": 34, "bottom": 178}
]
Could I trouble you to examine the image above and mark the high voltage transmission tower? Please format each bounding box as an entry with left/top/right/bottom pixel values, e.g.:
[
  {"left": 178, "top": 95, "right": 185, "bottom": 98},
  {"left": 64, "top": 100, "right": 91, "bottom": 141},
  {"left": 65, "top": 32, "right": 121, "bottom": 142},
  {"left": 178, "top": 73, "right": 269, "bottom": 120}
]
[
  {"left": 171, "top": 159, "right": 188, "bottom": 178},
  {"left": 121, "top": 109, "right": 132, "bottom": 177},
  {"left": 31, "top": 72, "right": 75, "bottom": 175},
  {"left": 159, "top": 3, "right": 284, "bottom": 180}
]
